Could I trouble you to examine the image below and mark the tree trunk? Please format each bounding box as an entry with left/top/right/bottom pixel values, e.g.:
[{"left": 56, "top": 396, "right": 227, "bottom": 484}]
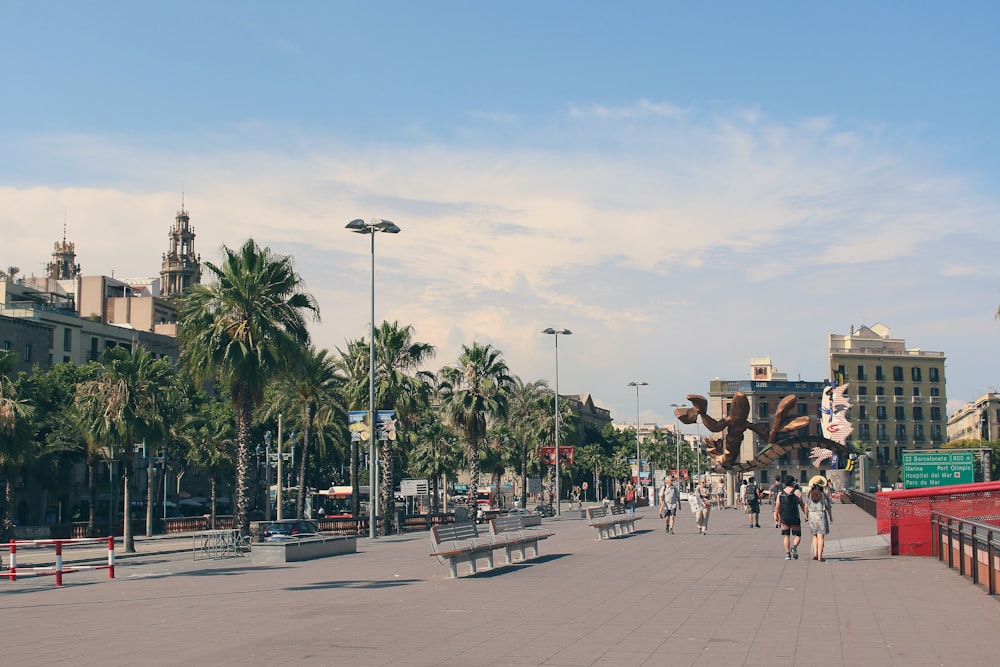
[
  {"left": 87, "top": 456, "right": 96, "bottom": 538},
  {"left": 122, "top": 450, "right": 134, "bottom": 553},
  {"left": 233, "top": 396, "right": 254, "bottom": 537},
  {"left": 467, "top": 439, "right": 480, "bottom": 509},
  {"left": 210, "top": 477, "right": 217, "bottom": 530},
  {"left": 2, "top": 470, "right": 14, "bottom": 544},
  {"left": 379, "top": 438, "right": 394, "bottom": 536},
  {"left": 520, "top": 442, "right": 528, "bottom": 511},
  {"left": 296, "top": 411, "right": 313, "bottom": 520},
  {"left": 145, "top": 454, "right": 154, "bottom": 537}
]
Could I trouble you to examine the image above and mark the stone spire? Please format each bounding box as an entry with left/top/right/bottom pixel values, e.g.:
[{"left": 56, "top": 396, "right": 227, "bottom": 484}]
[
  {"left": 159, "top": 198, "right": 201, "bottom": 299},
  {"left": 46, "top": 222, "right": 81, "bottom": 280}
]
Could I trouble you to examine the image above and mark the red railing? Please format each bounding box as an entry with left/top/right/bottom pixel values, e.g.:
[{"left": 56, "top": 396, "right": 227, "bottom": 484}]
[{"left": 876, "top": 481, "right": 1000, "bottom": 556}]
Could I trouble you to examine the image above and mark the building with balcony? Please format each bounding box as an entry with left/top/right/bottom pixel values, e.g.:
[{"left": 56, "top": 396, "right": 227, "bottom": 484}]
[
  {"left": 948, "top": 392, "right": 1000, "bottom": 443},
  {"left": 829, "top": 323, "right": 947, "bottom": 487}
]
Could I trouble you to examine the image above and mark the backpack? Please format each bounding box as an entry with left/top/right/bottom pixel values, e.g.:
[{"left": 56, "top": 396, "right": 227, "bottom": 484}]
[
  {"left": 778, "top": 489, "right": 800, "bottom": 524},
  {"left": 625, "top": 488, "right": 635, "bottom": 501},
  {"left": 746, "top": 482, "right": 759, "bottom": 502}
]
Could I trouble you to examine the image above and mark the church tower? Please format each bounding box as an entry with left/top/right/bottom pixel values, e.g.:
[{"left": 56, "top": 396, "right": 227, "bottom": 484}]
[
  {"left": 159, "top": 200, "right": 201, "bottom": 300},
  {"left": 46, "top": 224, "right": 81, "bottom": 280}
]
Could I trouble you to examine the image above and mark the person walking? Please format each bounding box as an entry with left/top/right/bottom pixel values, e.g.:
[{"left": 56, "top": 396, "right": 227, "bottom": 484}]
[
  {"left": 745, "top": 476, "right": 762, "bottom": 527},
  {"left": 659, "top": 475, "right": 681, "bottom": 533},
  {"left": 715, "top": 478, "right": 725, "bottom": 509},
  {"left": 806, "top": 475, "right": 833, "bottom": 561},
  {"left": 689, "top": 478, "right": 711, "bottom": 534},
  {"left": 624, "top": 481, "right": 636, "bottom": 517},
  {"left": 769, "top": 479, "right": 783, "bottom": 527},
  {"left": 739, "top": 479, "right": 748, "bottom": 512},
  {"left": 774, "top": 475, "right": 806, "bottom": 560}
]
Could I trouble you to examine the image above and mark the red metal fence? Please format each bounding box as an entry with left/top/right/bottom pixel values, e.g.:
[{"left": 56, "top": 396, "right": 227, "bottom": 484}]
[{"left": 876, "top": 481, "right": 1000, "bottom": 556}]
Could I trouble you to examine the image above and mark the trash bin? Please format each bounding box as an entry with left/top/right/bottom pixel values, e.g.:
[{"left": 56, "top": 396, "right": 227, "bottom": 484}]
[{"left": 454, "top": 507, "right": 469, "bottom": 523}]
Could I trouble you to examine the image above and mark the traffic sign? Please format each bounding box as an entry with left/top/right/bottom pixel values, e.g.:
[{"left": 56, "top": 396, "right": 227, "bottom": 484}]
[{"left": 902, "top": 451, "right": 975, "bottom": 489}]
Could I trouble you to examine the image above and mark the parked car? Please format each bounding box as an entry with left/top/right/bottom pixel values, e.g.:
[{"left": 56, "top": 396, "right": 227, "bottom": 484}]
[
  {"left": 262, "top": 519, "right": 319, "bottom": 541},
  {"left": 506, "top": 507, "right": 530, "bottom": 517},
  {"left": 533, "top": 504, "right": 555, "bottom": 517}
]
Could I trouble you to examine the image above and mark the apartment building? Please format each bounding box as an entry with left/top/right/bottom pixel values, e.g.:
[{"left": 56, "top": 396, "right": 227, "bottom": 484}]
[
  {"left": 948, "top": 392, "right": 1000, "bottom": 443},
  {"left": 829, "top": 323, "right": 947, "bottom": 487}
]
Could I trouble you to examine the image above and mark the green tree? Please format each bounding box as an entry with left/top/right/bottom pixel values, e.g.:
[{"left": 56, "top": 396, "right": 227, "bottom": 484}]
[
  {"left": 178, "top": 238, "right": 318, "bottom": 536},
  {"left": 408, "top": 414, "right": 463, "bottom": 512},
  {"left": 338, "top": 321, "right": 434, "bottom": 535},
  {"left": 0, "top": 350, "right": 35, "bottom": 541},
  {"left": 499, "top": 377, "right": 550, "bottom": 508},
  {"left": 438, "top": 342, "right": 515, "bottom": 505},
  {"left": 73, "top": 346, "right": 174, "bottom": 552},
  {"left": 265, "top": 346, "right": 345, "bottom": 519},
  {"left": 183, "top": 399, "right": 236, "bottom": 529}
]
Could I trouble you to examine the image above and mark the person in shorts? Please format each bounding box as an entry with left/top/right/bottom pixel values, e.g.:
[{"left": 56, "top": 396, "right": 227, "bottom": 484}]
[
  {"left": 659, "top": 476, "right": 680, "bottom": 533},
  {"left": 774, "top": 475, "right": 806, "bottom": 560},
  {"left": 715, "top": 478, "right": 725, "bottom": 509},
  {"left": 745, "top": 476, "right": 762, "bottom": 528}
]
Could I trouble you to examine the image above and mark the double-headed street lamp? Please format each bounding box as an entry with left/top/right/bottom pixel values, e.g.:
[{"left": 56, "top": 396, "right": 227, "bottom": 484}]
[
  {"left": 346, "top": 218, "right": 401, "bottom": 539},
  {"left": 670, "top": 403, "right": 683, "bottom": 484},
  {"left": 542, "top": 328, "right": 571, "bottom": 517},
  {"left": 628, "top": 382, "right": 648, "bottom": 492}
]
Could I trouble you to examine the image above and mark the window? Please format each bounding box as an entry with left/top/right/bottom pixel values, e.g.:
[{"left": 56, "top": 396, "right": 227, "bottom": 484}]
[
  {"left": 893, "top": 366, "right": 904, "bottom": 381},
  {"left": 836, "top": 364, "right": 846, "bottom": 381},
  {"left": 876, "top": 406, "right": 887, "bottom": 420},
  {"left": 797, "top": 402, "right": 808, "bottom": 416},
  {"left": 895, "top": 423, "right": 906, "bottom": 439},
  {"left": 914, "top": 424, "right": 925, "bottom": 441},
  {"left": 930, "top": 407, "right": 941, "bottom": 421},
  {"left": 858, "top": 386, "right": 868, "bottom": 396},
  {"left": 894, "top": 446, "right": 905, "bottom": 463},
  {"left": 929, "top": 367, "right": 940, "bottom": 382},
  {"left": 930, "top": 387, "right": 940, "bottom": 397},
  {"left": 857, "top": 364, "right": 867, "bottom": 381},
  {"left": 2, "top": 340, "right": 10, "bottom": 350},
  {"left": 931, "top": 424, "right": 943, "bottom": 441},
  {"left": 894, "top": 386, "right": 903, "bottom": 397},
  {"left": 63, "top": 328, "right": 72, "bottom": 352},
  {"left": 876, "top": 386, "right": 885, "bottom": 396},
  {"left": 858, "top": 405, "right": 868, "bottom": 419},
  {"left": 912, "top": 407, "right": 923, "bottom": 421},
  {"left": 23, "top": 343, "right": 31, "bottom": 363},
  {"left": 859, "top": 423, "right": 870, "bottom": 441},
  {"left": 912, "top": 387, "right": 921, "bottom": 397},
  {"left": 758, "top": 401, "right": 768, "bottom": 418},
  {"left": 875, "top": 365, "right": 885, "bottom": 381},
  {"left": 911, "top": 367, "right": 922, "bottom": 382},
  {"left": 877, "top": 424, "right": 887, "bottom": 440},
  {"left": 877, "top": 445, "right": 890, "bottom": 464},
  {"left": 895, "top": 406, "right": 905, "bottom": 420}
]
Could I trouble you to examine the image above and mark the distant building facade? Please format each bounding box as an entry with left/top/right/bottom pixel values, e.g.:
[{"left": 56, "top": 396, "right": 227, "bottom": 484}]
[
  {"left": 948, "top": 392, "right": 1000, "bottom": 443},
  {"left": 829, "top": 323, "right": 947, "bottom": 487}
]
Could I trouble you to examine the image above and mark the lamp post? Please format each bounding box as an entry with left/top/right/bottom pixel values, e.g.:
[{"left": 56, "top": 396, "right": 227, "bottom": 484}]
[
  {"left": 264, "top": 431, "right": 272, "bottom": 521},
  {"left": 276, "top": 414, "right": 284, "bottom": 521},
  {"left": 629, "top": 382, "right": 648, "bottom": 494},
  {"left": 542, "top": 328, "right": 571, "bottom": 517},
  {"left": 347, "top": 218, "right": 401, "bottom": 539}
]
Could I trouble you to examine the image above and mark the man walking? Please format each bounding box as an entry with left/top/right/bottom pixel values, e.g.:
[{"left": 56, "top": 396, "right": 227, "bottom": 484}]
[
  {"left": 774, "top": 475, "right": 806, "bottom": 560},
  {"left": 745, "top": 476, "right": 762, "bottom": 528},
  {"left": 659, "top": 475, "right": 680, "bottom": 534}
]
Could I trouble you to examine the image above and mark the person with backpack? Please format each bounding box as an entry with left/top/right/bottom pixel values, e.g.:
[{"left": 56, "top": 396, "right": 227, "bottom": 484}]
[
  {"left": 745, "top": 476, "right": 762, "bottom": 528},
  {"left": 774, "top": 475, "right": 806, "bottom": 560},
  {"left": 624, "top": 481, "right": 636, "bottom": 516},
  {"left": 659, "top": 475, "right": 681, "bottom": 533}
]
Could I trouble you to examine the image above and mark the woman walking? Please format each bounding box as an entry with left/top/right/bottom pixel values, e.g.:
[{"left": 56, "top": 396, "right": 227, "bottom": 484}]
[{"left": 806, "top": 476, "right": 833, "bottom": 561}]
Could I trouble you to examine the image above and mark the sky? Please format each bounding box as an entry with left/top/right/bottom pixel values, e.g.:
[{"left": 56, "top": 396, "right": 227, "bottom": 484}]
[{"left": 3, "top": 2, "right": 1000, "bottom": 428}]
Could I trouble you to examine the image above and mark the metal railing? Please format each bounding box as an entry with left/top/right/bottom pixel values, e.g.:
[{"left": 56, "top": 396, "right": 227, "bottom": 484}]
[
  {"left": 192, "top": 529, "right": 251, "bottom": 560},
  {"left": 847, "top": 490, "right": 878, "bottom": 518},
  {"left": 930, "top": 512, "right": 1000, "bottom": 597}
]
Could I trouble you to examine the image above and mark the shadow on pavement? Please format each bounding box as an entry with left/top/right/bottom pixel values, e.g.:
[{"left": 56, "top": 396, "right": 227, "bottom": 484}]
[{"left": 288, "top": 579, "right": 422, "bottom": 590}]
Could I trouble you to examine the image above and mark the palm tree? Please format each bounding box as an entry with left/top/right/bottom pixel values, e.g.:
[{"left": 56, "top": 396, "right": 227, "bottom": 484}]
[
  {"left": 408, "top": 415, "right": 463, "bottom": 512},
  {"left": 501, "top": 377, "right": 550, "bottom": 508},
  {"left": 438, "top": 342, "right": 515, "bottom": 508},
  {"left": 178, "top": 238, "right": 318, "bottom": 537},
  {"left": 183, "top": 406, "right": 236, "bottom": 530},
  {"left": 0, "top": 350, "right": 35, "bottom": 542},
  {"left": 265, "top": 346, "right": 345, "bottom": 519},
  {"left": 73, "top": 346, "right": 173, "bottom": 552},
  {"left": 338, "top": 321, "right": 434, "bottom": 535}
]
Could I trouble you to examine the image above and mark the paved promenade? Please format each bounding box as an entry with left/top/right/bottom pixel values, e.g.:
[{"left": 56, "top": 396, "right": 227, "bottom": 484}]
[{"left": 3, "top": 502, "right": 998, "bottom": 666}]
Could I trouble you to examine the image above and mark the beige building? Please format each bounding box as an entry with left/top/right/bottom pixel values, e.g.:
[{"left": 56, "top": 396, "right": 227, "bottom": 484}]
[
  {"left": 829, "top": 323, "right": 947, "bottom": 487},
  {"left": 948, "top": 392, "right": 1000, "bottom": 443}
]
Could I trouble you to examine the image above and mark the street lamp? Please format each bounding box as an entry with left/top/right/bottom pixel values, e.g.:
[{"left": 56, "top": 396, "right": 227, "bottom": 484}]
[
  {"left": 347, "top": 218, "right": 401, "bottom": 539},
  {"left": 263, "top": 431, "right": 273, "bottom": 521},
  {"left": 542, "top": 328, "right": 571, "bottom": 517},
  {"left": 629, "top": 382, "right": 648, "bottom": 495}
]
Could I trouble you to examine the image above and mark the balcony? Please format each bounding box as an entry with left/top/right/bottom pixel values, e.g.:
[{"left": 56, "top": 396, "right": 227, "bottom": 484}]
[{"left": 875, "top": 396, "right": 887, "bottom": 403}]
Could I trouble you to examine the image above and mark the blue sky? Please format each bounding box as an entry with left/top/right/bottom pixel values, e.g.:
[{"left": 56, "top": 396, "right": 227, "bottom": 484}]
[{"left": 3, "top": 2, "right": 999, "bottom": 427}]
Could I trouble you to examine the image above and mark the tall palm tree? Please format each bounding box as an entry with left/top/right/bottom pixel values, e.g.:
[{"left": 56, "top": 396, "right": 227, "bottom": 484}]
[
  {"left": 408, "top": 415, "right": 463, "bottom": 512},
  {"left": 501, "top": 377, "right": 550, "bottom": 508},
  {"left": 73, "top": 346, "right": 173, "bottom": 552},
  {"left": 438, "top": 342, "right": 515, "bottom": 507},
  {"left": 0, "top": 350, "right": 35, "bottom": 542},
  {"left": 265, "top": 346, "right": 345, "bottom": 519},
  {"left": 178, "top": 238, "right": 318, "bottom": 537},
  {"left": 338, "top": 321, "right": 434, "bottom": 535}
]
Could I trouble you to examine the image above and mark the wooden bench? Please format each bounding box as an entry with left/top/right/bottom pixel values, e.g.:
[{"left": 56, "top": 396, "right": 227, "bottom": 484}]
[
  {"left": 587, "top": 505, "right": 640, "bottom": 539},
  {"left": 488, "top": 515, "right": 553, "bottom": 565},
  {"left": 429, "top": 521, "right": 507, "bottom": 578}
]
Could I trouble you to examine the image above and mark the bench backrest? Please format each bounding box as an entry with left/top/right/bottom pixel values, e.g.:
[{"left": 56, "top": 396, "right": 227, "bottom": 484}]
[
  {"left": 431, "top": 521, "right": 480, "bottom": 546},
  {"left": 587, "top": 506, "right": 609, "bottom": 520},
  {"left": 610, "top": 504, "right": 627, "bottom": 517},
  {"left": 490, "top": 515, "right": 524, "bottom": 535}
]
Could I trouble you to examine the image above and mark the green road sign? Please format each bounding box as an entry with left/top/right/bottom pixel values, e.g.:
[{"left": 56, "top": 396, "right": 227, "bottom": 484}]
[{"left": 902, "top": 451, "right": 975, "bottom": 489}]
